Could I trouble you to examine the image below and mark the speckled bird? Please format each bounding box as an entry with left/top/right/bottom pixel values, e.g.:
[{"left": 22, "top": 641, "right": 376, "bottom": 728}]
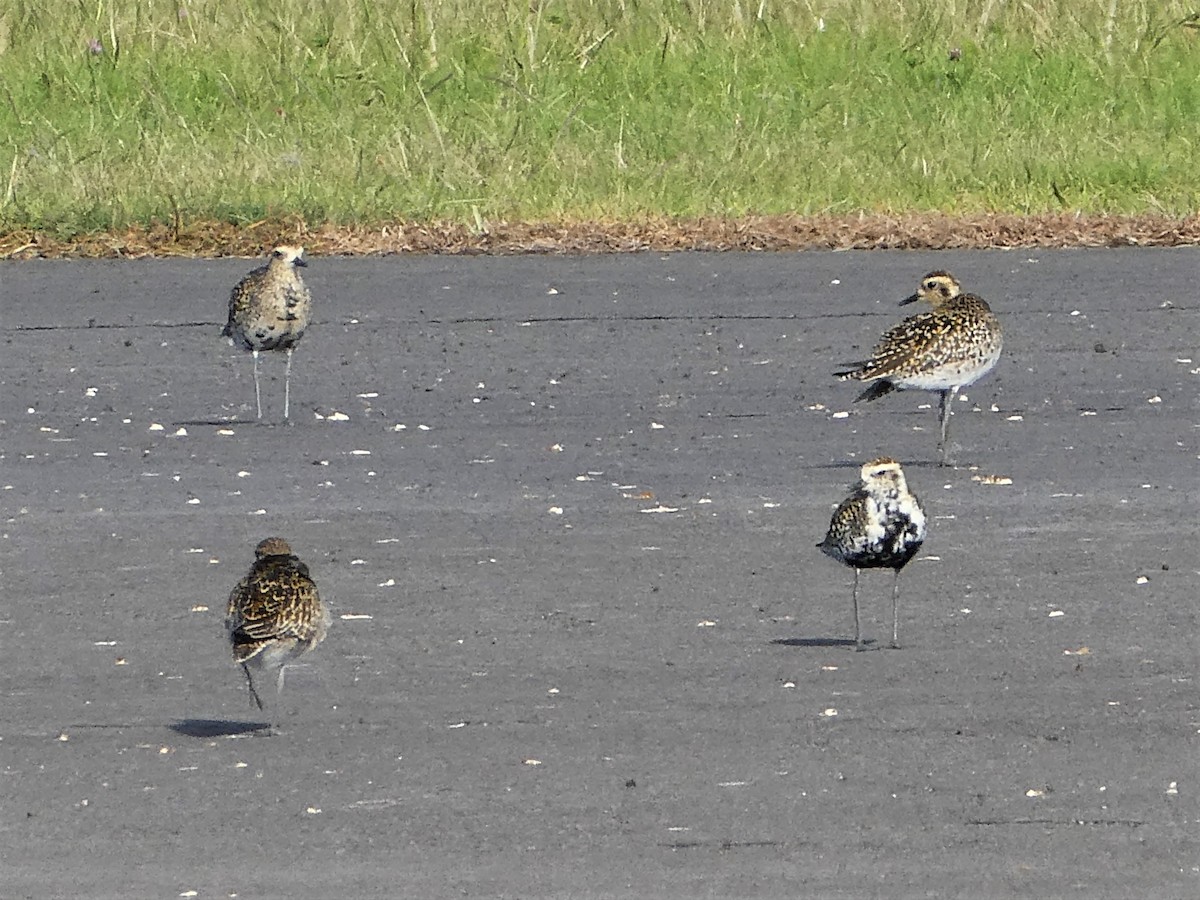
[
  {"left": 221, "top": 245, "right": 312, "bottom": 420},
  {"left": 225, "top": 537, "right": 330, "bottom": 712},
  {"left": 817, "top": 457, "right": 926, "bottom": 650},
  {"left": 835, "top": 271, "right": 1003, "bottom": 465}
]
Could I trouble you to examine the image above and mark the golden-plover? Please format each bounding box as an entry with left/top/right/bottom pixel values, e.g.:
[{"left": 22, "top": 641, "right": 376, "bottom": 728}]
[
  {"left": 817, "top": 457, "right": 926, "bottom": 650},
  {"left": 221, "top": 245, "right": 312, "bottom": 420},
  {"left": 225, "top": 537, "right": 330, "bottom": 712},
  {"left": 835, "top": 271, "right": 1003, "bottom": 465}
]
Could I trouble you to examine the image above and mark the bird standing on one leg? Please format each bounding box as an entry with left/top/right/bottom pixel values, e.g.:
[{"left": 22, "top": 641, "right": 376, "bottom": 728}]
[
  {"left": 817, "top": 457, "right": 927, "bottom": 650},
  {"left": 225, "top": 537, "right": 331, "bottom": 715},
  {"left": 835, "top": 271, "right": 1003, "bottom": 465},
  {"left": 222, "top": 245, "right": 312, "bottom": 421}
]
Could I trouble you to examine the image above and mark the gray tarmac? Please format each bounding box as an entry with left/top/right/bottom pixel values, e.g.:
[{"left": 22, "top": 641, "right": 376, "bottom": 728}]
[{"left": 1, "top": 249, "right": 1198, "bottom": 899}]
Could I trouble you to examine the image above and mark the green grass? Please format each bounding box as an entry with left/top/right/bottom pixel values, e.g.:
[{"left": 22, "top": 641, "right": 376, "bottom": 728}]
[{"left": 2, "top": 0, "right": 1200, "bottom": 234}]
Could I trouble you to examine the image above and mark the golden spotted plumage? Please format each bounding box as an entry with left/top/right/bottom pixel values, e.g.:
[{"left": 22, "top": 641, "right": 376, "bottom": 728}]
[
  {"left": 836, "top": 271, "right": 1003, "bottom": 465},
  {"left": 225, "top": 537, "right": 330, "bottom": 712},
  {"left": 222, "top": 245, "right": 312, "bottom": 420}
]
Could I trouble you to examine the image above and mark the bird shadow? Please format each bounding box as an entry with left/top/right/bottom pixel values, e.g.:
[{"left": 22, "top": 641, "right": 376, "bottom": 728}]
[
  {"left": 804, "top": 458, "right": 953, "bottom": 472},
  {"left": 803, "top": 460, "right": 866, "bottom": 471},
  {"left": 169, "top": 718, "right": 272, "bottom": 738},
  {"left": 771, "top": 637, "right": 860, "bottom": 649},
  {"left": 172, "top": 417, "right": 267, "bottom": 428}
]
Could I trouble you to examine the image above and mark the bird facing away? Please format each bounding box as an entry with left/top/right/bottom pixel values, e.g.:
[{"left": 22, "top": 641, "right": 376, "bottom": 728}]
[
  {"left": 225, "top": 537, "right": 330, "bottom": 712},
  {"left": 817, "top": 457, "right": 927, "bottom": 650},
  {"left": 221, "top": 245, "right": 312, "bottom": 420},
  {"left": 835, "top": 271, "right": 1003, "bottom": 465}
]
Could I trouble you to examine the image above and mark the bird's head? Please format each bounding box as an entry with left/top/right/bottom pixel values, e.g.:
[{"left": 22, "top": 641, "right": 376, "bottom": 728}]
[
  {"left": 254, "top": 537, "right": 293, "bottom": 559},
  {"left": 901, "top": 271, "right": 960, "bottom": 308},
  {"left": 271, "top": 245, "right": 307, "bottom": 268}
]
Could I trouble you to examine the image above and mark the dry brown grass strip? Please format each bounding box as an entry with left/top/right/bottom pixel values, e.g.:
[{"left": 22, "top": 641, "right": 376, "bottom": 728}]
[{"left": 4, "top": 213, "right": 1200, "bottom": 259}]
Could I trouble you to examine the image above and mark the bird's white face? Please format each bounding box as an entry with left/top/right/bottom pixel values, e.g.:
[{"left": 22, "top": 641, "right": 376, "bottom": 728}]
[
  {"left": 860, "top": 457, "right": 905, "bottom": 491},
  {"left": 272, "top": 245, "right": 306, "bottom": 267},
  {"left": 918, "top": 272, "right": 961, "bottom": 302}
]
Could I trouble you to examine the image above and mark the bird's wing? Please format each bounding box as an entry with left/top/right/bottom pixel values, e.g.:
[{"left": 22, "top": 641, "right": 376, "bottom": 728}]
[{"left": 859, "top": 312, "right": 957, "bottom": 379}]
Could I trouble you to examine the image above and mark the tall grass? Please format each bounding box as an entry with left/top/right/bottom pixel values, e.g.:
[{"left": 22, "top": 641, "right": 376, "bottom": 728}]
[{"left": 2, "top": 1, "right": 1199, "bottom": 234}]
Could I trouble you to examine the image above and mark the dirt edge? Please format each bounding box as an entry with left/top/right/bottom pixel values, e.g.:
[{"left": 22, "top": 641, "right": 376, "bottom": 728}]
[{"left": 4, "top": 212, "right": 1200, "bottom": 259}]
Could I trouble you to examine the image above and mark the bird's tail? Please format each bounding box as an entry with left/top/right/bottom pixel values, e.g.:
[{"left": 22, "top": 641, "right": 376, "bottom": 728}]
[
  {"left": 832, "top": 361, "right": 867, "bottom": 380},
  {"left": 230, "top": 636, "right": 269, "bottom": 664}
]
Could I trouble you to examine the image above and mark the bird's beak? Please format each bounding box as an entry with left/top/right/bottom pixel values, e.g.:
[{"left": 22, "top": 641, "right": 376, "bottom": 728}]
[
  {"left": 899, "top": 291, "right": 919, "bottom": 306},
  {"left": 295, "top": 257, "right": 308, "bottom": 267}
]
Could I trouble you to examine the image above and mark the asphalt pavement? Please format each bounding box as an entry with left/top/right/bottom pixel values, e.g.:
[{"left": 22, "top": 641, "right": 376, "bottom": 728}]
[{"left": 1, "top": 249, "right": 1198, "bottom": 898}]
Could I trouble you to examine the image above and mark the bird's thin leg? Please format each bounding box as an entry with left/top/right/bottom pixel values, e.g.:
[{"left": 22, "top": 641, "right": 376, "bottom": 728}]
[
  {"left": 283, "top": 347, "right": 293, "bottom": 420},
  {"left": 252, "top": 349, "right": 263, "bottom": 420},
  {"left": 890, "top": 569, "right": 902, "bottom": 649},
  {"left": 852, "top": 568, "right": 865, "bottom": 651},
  {"left": 276, "top": 663, "right": 288, "bottom": 699},
  {"left": 937, "top": 388, "right": 956, "bottom": 466},
  {"left": 243, "top": 664, "right": 265, "bottom": 711}
]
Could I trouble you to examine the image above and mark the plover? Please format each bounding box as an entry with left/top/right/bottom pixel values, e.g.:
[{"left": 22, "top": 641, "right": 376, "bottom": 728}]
[
  {"left": 817, "top": 457, "right": 926, "bottom": 650},
  {"left": 835, "top": 271, "right": 1003, "bottom": 465},
  {"left": 225, "top": 537, "right": 330, "bottom": 712},
  {"left": 222, "top": 245, "right": 312, "bottom": 420}
]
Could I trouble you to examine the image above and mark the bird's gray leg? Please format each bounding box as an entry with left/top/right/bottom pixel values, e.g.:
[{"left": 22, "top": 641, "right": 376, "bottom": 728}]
[
  {"left": 890, "top": 569, "right": 901, "bottom": 649},
  {"left": 243, "top": 663, "right": 265, "bottom": 711},
  {"left": 852, "top": 568, "right": 865, "bottom": 651},
  {"left": 937, "top": 388, "right": 956, "bottom": 466},
  {"left": 252, "top": 349, "right": 263, "bottom": 420},
  {"left": 283, "top": 347, "right": 293, "bottom": 420}
]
